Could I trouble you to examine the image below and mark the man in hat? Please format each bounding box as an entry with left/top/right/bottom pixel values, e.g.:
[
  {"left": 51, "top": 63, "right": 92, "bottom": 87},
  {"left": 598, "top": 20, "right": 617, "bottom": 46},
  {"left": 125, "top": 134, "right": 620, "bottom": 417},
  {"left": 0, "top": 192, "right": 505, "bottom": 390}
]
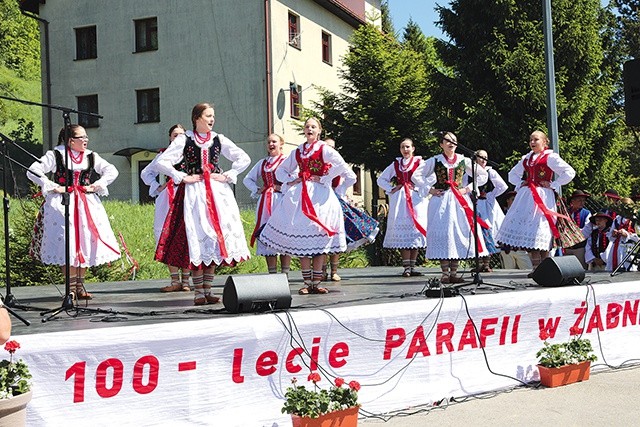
[
  {"left": 585, "top": 211, "right": 613, "bottom": 271},
  {"left": 564, "top": 189, "right": 592, "bottom": 269},
  {"left": 499, "top": 190, "right": 533, "bottom": 270}
]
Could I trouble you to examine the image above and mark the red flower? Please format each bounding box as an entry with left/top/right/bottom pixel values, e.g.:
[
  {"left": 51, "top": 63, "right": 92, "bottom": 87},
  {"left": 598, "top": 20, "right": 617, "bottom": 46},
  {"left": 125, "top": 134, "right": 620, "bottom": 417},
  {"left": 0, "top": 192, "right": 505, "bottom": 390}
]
[
  {"left": 334, "top": 377, "right": 345, "bottom": 387},
  {"left": 539, "top": 330, "right": 550, "bottom": 341},
  {"left": 4, "top": 340, "right": 20, "bottom": 354},
  {"left": 348, "top": 380, "right": 361, "bottom": 391},
  {"left": 569, "top": 326, "right": 581, "bottom": 336},
  {"left": 307, "top": 372, "right": 321, "bottom": 383}
]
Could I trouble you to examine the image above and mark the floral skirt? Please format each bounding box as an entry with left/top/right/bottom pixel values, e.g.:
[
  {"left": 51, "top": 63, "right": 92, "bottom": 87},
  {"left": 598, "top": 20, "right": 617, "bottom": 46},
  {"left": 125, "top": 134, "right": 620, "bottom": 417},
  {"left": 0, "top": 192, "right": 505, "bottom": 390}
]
[{"left": 339, "top": 197, "right": 379, "bottom": 251}]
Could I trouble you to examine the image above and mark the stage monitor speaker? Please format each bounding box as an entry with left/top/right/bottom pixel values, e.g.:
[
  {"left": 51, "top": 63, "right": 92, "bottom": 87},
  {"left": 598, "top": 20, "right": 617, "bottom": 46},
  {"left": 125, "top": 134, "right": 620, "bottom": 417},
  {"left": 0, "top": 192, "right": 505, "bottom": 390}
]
[
  {"left": 531, "top": 255, "right": 585, "bottom": 287},
  {"left": 223, "top": 273, "right": 291, "bottom": 314},
  {"left": 624, "top": 59, "right": 640, "bottom": 127}
]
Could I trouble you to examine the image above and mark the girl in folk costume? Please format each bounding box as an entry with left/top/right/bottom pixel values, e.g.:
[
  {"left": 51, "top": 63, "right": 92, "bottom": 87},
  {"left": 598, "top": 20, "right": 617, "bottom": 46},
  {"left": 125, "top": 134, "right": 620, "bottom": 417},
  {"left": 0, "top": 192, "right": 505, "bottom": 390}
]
[
  {"left": 322, "top": 138, "right": 379, "bottom": 281},
  {"left": 153, "top": 103, "right": 251, "bottom": 306},
  {"left": 27, "top": 125, "right": 121, "bottom": 299},
  {"left": 585, "top": 211, "right": 612, "bottom": 271},
  {"left": 604, "top": 198, "right": 639, "bottom": 272},
  {"left": 470, "top": 149, "right": 508, "bottom": 272},
  {"left": 377, "top": 138, "right": 428, "bottom": 277},
  {"left": 495, "top": 130, "right": 575, "bottom": 274},
  {"left": 242, "top": 133, "right": 291, "bottom": 275},
  {"left": 413, "top": 132, "right": 489, "bottom": 284},
  {"left": 140, "top": 124, "right": 192, "bottom": 293},
  {"left": 259, "top": 117, "right": 356, "bottom": 295}
]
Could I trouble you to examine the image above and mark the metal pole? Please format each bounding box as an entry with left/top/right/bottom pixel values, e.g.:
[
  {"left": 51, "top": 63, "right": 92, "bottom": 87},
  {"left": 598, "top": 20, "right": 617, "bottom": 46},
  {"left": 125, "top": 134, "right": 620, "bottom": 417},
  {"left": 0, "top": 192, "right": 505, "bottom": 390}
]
[{"left": 543, "top": 0, "right": 559, "bottom": 156}]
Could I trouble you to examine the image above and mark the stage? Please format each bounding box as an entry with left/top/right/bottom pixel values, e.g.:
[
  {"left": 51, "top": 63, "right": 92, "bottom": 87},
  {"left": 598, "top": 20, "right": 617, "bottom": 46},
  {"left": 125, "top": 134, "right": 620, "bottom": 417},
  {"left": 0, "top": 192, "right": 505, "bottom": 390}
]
[{"left": 7, "top": 266, "right": 640, "bottom": 426}]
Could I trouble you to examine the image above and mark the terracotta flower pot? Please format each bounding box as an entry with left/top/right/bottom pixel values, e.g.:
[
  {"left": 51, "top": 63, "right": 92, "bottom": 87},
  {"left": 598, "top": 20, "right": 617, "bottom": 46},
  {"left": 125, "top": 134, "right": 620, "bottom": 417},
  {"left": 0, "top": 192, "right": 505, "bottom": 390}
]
[
  {"left": 291, "top": 406, "right": 359, "bottom": 427},
  {"left": 0, "top": 390, "right": 32, "bottom": 427},
  {"left": 537, "top": 361, "right": 591, "bottom": 388}
]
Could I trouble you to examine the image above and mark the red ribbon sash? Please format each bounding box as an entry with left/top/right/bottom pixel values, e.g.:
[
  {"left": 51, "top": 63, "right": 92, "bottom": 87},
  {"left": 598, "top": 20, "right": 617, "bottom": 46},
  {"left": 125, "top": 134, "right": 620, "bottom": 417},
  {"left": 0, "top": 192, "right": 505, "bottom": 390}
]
[
  {"left": 251, "top": 186, "right": 274, "bottom": 247},
  {"left": 300, "top": 174, "right": 337, "bottom": 236},
  {"left": 526, "top": 182, "right": 568, "bottom": 239},
  {"left": 446, "top": 179, "right": 489, "bottom": 253},
  {"left": 202, "top": 166, "right": 229, "bottom": 259},
  {"left": 69, "top": 172, "right": 120, "bottom": 265}
]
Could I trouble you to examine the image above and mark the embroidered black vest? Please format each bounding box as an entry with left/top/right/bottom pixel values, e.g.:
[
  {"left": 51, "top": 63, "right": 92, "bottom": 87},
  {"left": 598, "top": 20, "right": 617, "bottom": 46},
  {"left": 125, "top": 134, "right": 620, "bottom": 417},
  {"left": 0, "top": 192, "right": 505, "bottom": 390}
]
[
  {"left": 182, "top": 135, "right": 222, "bottom": 175},
  {"left": 53, "top": 150, "right": 95, "bottom": 186},
  {"left": 432, "top": 158, "right": 466, "bottom": 190}
]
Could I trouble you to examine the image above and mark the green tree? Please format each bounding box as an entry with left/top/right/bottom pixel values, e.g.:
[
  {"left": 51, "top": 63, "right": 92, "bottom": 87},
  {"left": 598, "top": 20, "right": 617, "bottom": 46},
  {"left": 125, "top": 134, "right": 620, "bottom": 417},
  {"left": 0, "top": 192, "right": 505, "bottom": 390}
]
[
  {"left": 614, "top": 0, "right": 640, "bottom": 59},
  {"left": 314, "top": 24, "right": 432, "bottom": 175},
  {"left": 0, "top": 0, "right": 40, "bottom": 79},
  {"left": 380, "top": 0, "right": 395, "bottom": 36},
  {"left": 432, "top": 0, "right": 633, "bottom": 194}
]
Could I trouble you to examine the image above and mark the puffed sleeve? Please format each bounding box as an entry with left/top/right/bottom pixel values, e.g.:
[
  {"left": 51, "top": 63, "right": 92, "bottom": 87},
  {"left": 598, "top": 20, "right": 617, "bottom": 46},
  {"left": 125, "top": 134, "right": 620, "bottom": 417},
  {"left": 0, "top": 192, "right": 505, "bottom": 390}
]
[
  {"left": 464, "top": 157, "right": 488, "bottom": 191},
  {"left": 90, "top": 152, "right": 119, "bottom": 196},
  {"left": 219, "top": 134, "right": 250, "bottom": 184},
  {"left": 508, "top": 155, "right": 527, "bottom": 188},
  {"left": 487, "top": 168, "right": 508, "bottom": 201},
  {"left": 242, "top": 159, "right": 263, "bottom": 199},
  {"left": 155, "top": 134, "right": 188, "bottom": 184},
  {"left": 26, "top": 149, "right": 58, "bottom": 195},
  {"left": 321, "top": 145, "right": 356, "bottom": 196},
  {"left": 275, "top": 148, "right": 300, "bottom": 184},
  {"left": 377, "top": 162, "right": 397, "bottom": 194},
  {"left": 412, "top": 156, "right": 437, "bottom": 190},
  {"left": 140, "top": 155, "right": 161, "bottom": 197},
  {"left": 546, "top": 152, "right": 575, "bottom": 192}
]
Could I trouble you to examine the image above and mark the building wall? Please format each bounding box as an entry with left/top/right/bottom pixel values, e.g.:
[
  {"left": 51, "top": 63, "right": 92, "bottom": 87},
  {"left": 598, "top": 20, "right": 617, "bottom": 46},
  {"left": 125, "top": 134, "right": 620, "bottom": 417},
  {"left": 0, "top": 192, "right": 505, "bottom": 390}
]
[{"left": 33, "top": 0, "right": 380, "bottom": 209}]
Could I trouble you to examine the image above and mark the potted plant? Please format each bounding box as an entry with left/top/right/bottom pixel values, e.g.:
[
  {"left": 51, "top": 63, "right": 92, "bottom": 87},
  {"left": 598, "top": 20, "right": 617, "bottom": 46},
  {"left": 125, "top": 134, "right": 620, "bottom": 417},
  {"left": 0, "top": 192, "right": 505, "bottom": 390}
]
[
  {"left": 282, "top": 372, "right": 360, "bottom": 427},
  {"left": 536, "top": 327, "right": 598, "bottom": 387},
  {"left": 0, "top": 340, "right": 32, "bottom": 427}
]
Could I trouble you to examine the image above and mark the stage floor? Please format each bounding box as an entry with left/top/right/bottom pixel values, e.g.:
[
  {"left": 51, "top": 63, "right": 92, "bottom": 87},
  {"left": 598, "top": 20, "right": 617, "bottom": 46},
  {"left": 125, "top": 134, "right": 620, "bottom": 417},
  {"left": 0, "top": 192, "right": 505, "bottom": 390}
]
[{"left": 6, "top": 265, "right": 635, "bottom": 336}]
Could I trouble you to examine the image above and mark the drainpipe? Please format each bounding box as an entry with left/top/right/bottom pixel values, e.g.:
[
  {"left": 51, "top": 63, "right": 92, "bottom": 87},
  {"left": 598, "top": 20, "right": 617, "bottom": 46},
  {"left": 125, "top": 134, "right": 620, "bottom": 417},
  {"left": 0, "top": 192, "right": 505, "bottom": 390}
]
[
  {"left": 21, "top": 10, "right": 53, "bottom": 150},
  {"left": 264, "top": 0, "right": 273, "bottom": 135}
]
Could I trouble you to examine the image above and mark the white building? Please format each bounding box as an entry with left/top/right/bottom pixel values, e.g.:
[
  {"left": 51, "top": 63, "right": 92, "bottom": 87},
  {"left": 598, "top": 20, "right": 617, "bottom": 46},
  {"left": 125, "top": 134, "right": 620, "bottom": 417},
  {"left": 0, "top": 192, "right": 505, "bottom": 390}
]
[{"left": 20, "top": 0, "right": 381, "bottom": 208}]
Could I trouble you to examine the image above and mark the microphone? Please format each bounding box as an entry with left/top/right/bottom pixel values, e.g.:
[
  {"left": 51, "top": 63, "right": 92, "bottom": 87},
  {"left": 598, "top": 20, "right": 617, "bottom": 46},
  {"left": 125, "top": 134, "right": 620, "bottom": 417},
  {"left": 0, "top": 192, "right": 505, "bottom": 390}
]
[{"left": 429, "top": 130, "right": 444, "bottom": 138}]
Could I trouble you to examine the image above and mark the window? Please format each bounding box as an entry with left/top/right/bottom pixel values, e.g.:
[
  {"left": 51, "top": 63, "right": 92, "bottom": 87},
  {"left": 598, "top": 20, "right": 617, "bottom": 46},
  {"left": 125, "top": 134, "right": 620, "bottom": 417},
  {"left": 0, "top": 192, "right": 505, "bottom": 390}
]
[
  {"left": 288, "top": 12, "right": 300, "bottom": 49},
  {"left": 136, "top": 88, "right": 160, "bottom": 123},
  {"left": 322, "top": 31, "right": 332, "bottom": 65},
  {"left": 75, "top": 26, "right": 97, "bottom": 60},
  {"left": 290, "top": 83, "right": 302, "bottom": 119},
  {"left": 77, "top": 95, "right": 99, "bottom": 128},
  {"left": 134, "top": 17, "right": 158, "bottom": 52}
]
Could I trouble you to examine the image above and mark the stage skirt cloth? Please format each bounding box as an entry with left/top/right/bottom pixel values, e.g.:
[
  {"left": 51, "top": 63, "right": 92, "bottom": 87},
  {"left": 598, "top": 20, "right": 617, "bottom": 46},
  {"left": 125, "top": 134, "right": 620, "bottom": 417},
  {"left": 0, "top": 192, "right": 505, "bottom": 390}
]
[
  {"left": 254, "top": 192, "right": 283, "bottom": 257},
  {"left": 496, "top": 186, "right": 556, "bottom": 251},
  {"left": 382, "top": 186, "right": 428, "bottom": 249},
  {"left": 426, "top": 190, "right": 489, "bottom": 260},
  {"left": 259, "top": 180, "right": 346, "bottom": 257},
  {"left": 35, "top": 192, "right": 121, "bottom": 267},
  {"left": 156, "top": 180, "right": 250, "bottom": 269},
  {"left": 338, "top": 197, "right": 379, "bottom": 251},
  {"left": 477, "top": 198, "right": 503, "bottom": 254}
]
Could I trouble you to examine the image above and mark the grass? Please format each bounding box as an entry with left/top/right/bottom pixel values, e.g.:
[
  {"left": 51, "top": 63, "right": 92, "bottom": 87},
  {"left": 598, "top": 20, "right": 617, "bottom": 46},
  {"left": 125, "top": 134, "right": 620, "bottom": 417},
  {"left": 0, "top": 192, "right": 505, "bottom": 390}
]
[{"left": 1, "top": 196, "right": 373, "bottom": 285}]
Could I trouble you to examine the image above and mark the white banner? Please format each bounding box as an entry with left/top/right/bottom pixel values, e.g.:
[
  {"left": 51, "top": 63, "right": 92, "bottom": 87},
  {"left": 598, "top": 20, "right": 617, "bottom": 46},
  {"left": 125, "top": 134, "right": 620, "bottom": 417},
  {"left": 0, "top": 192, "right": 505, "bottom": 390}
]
[{"left": 15, "top": 281, "right": 640, "bottom": 426}]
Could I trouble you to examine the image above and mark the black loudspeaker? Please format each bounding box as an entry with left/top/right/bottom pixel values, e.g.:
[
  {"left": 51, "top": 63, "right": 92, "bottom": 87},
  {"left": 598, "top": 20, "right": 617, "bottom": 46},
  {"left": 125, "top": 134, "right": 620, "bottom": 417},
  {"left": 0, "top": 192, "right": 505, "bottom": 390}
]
[
  {"left": 223, "top": 273, "right": 291, "bottom": 313},
  {"left": 531, "top": 255, "right": 585, "bottom": 287},
  {"left": 624, "top": 59, "right": 640, "bottom": 127}
]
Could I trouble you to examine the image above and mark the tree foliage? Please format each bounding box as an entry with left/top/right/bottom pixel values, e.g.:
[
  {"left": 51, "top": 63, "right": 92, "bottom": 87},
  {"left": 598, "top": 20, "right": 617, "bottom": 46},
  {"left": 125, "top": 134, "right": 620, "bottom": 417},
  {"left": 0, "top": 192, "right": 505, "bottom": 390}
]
[
  {"left": 614, "top": 0, "right": 640, "bottom": 59},
  {"left": 313, "top": 24, "right": 432, "bottom": 174},
  {"left": 430, "top": 0, "right": 634, "bottom": 194},
  {"left": 0, "top": 0, "right": 40, "bottom": 79}
]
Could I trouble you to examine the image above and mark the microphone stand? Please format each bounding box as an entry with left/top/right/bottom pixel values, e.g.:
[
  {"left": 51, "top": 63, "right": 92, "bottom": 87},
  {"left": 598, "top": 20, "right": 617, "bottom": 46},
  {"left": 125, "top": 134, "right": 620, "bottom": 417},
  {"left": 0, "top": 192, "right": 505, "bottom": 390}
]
[
  {"left": 448, "top": 139, "right": 514, "bottom": 294},
  {"left": 0, "top": 95, "right": 118, "bottom": 322}
]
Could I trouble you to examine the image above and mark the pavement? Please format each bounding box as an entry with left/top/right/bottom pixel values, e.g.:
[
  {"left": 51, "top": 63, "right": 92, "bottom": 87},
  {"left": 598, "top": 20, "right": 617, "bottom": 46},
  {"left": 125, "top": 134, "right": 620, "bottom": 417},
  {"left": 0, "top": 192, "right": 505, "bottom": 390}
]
[{"left": 360, "top": 364, "right": 640, "bottom": 426}]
